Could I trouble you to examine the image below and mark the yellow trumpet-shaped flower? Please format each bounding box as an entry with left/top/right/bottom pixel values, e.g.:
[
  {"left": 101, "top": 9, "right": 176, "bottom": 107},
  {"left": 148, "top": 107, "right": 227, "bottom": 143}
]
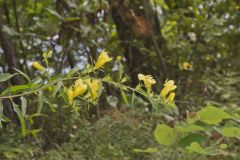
[
  {"left": 138, "top": 74, "right": 156, "bottom": 93},
  {"left": 84, "top": 79, "right": 99, "bottom": 100},
  {"left": 95, "top": 50, "right": 112, "bottom": 69},
  {"left": 73, "top": 79, "right": 87, "bottom": 98},
  {"left": 167, "top": 93, "right": 175, "bottom": 102},
  {"left": 32, "top": 61, "right": 46, "bottom": 71},
  {"left": 67, "top": 88, "right": 74, "bottom": 104},
  {"left": 160, "top": 80, "right": 177, "bottom": 97}
]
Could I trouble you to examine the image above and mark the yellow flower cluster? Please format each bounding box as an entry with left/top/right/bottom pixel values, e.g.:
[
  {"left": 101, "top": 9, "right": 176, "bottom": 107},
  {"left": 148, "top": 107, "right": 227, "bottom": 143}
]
[
  {"left": 67, "top": 78, "right": 99, "bottom": 104},
  {"left": 73, "top": 79, "right": 88, "bottom": 97},
  {"left": 84, "top": 79, "right": 99, "bottom": 101},
  {"left": 32, "top": 61, "right": 46, "bottom": 71},
  {"left": 66, "top": 50, "right": 113, "bottom": 104},
  {"left": 138, "top": 74, "right": 156, "bottom": 93},
  {"left": 95, "top": 50, "right": 112, "bottom": 69},
  {"left": 160, "top": 80, "right": 177, "bottom": 102},
  {"left": 138, "top": 74, "right": 177, "bottom": 103}
]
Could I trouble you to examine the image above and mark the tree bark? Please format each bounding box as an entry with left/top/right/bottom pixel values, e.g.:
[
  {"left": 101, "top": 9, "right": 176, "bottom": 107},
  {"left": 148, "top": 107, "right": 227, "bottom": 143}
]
[
  {"left": 108, "top": 0, "right": 167, "bottom": 84},
  {"left": 0, "top": 7, "right": 25, "bottom": 122},
  {"left": 0, "top": 9, "right": 24, "bottom": 85}
]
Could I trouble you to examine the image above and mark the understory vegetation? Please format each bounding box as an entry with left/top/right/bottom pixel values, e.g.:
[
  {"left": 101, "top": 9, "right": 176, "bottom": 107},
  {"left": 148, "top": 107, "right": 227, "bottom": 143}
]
[{"left": 0, "top": 0, "right": 239, "bottom": 160}]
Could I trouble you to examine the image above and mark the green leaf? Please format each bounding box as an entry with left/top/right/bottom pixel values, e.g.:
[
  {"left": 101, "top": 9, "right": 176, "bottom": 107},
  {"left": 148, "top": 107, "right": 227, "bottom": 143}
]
[
  {"left": 44, "top": 98, "right": 56, "bottom": 112},
  {"left": 45, "top": 8, "right": 62, "bottom": 19},
  {"left": 186, "top": 142, "right": 207, "bottom": 155},
  {"left": 154, "top": 124, "right": 177, "bottom": 146},
  {"left": 37, "top": 91, "right": 44, "bottom": 113},
  {"left": 53, "top": 81, "right": 63, "bottom": 98},
  {"left": 1, "top": 84, "right": 41, "bottom": 95},
  {"left": 118, "top": 61, "right": 123, "bottom": 82},
  {"left": 120, "top": 87, "right": 129, "bottom": 106},
  {"left": 0, "top": 73, "right": 17, "bottom": 83},
  {"left": 176, "top": 124, "right": 205, "bottom": 133},
  {"left": 178, "top": 134, "right": 206, "bottom": 149},
  {"left": 219, "top": 127, "right": 240, "bottom": 139},
  {"left": 131, "top": 91, "right": 135, "bottom": 107},
  {"left": 20, "top": 96, "right": 27, "bottom": 117},
  {"left": 12, "top": 68, "right": 31, "bottom": 83},
  {"left": 186, "top": 142, "right": 223, "bottom": 156},
  {"left": 66, "top": 67, "right": 79, "bottom": 77},
  {"left": 155, "top": 0, "right": 169, "bottom": 10},
  {"left": 12, "top": 102, "right": 26, "bottom": 136},
  {"left": 197, "top": 105, "right": 233, "bottom": 125},
  {"left": 63, "top": 17, "right": 80, "bottom": 22},
  {"left": 0, "top": 100, "right": 3, "bottom": 128},
  {"left": 133, "top": 147, "right": 158, "bottom": 153}
]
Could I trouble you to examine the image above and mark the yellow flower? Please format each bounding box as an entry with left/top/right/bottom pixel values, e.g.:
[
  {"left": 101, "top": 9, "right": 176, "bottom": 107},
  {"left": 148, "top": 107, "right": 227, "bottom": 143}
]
[
  {"left": 167, "top": 93, "right": 175, "bottom": 102},
  {"left": 138, "top": 74, "right": 156, "bottom": 93},
  {"left": 73, "top": 79, "right": 87, "bottom": 98},
  {"left": 32, "top": 61, "right": 46, "bottom": 71},
  {"left": 95, "top": 50, "right": 112, "bottom": 69},
  {"left": 180, "top": 62, "right": 193, "bottom": 70},
  {"left": 84, "top": 79, "right": 99, "bottom": 100},
  {"left": 67, "top": 88, "right": 74, "bottom": 104},
  {"left": 160, "top": 80, "right": 177, "bottom": 97}
]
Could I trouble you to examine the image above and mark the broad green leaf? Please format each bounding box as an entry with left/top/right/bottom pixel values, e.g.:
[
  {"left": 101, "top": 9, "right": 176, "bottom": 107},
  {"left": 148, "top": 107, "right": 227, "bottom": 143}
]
[
  {"left": 20, "top": 96, "right": 27, "bottom": 117},
  {"left": 178, "top": 134, "right": 206, "bottom": 149},
  {"left": 154, "top": 124, "right": 177, "bottom": 146},
  {"left": 219, "top": 127, "right": 240, "bottom": 139},
  {"left": 12, "top": 102, "right": 26, "bottom": 136},
  {"left": 133, "top": 147, "right": 158, "bottom": 153},
  {"left": 186, "top": 142, "right": 224, "bottom": 156},
  {"left": 186, "top": 142, "right": 207, "bottom": 154},
  {"left": 0, "top": 73, "right": 16, "bottom": 83},
  {"left": 197, "top": 105, "right": 233, "bottom": 125},
  {"left": 176, "top": 124, "right": 205, "bottom": 133},
  {"left": 37, "top": 91, "right": 44, "bottom": 113}
]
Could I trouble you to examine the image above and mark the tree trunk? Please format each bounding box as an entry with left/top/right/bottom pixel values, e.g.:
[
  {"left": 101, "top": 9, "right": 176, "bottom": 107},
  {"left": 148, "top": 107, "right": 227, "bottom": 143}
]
[
  {"left": 108, "top": 0, "right": 167, "bottom": 84},
  {"left": 0, "top": 8, "right": 25, "bottom": 122}
]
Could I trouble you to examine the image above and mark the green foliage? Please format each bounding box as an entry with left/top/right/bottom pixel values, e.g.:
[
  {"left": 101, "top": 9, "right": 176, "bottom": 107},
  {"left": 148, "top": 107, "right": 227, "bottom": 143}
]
[
  {"left": 186, "top": 142, "right": 207, "bottom": 155},
  {"left": 0, "top": 73, "right": 17, "bottom": 83},
  {"left": 219, "top": 127, "right": 240, "bottom": 138},
  {"left": 196, "top": 105, "right": 233, "bottom": 125},
  {"left": 154, "top": 124, "right": 177, "bottom": 146},
  {"left": 0, "top": 0, "right": 239, "bottom": 159},
  {"left": 137, "top": 105, "right": 239, "bottom": 159}
]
